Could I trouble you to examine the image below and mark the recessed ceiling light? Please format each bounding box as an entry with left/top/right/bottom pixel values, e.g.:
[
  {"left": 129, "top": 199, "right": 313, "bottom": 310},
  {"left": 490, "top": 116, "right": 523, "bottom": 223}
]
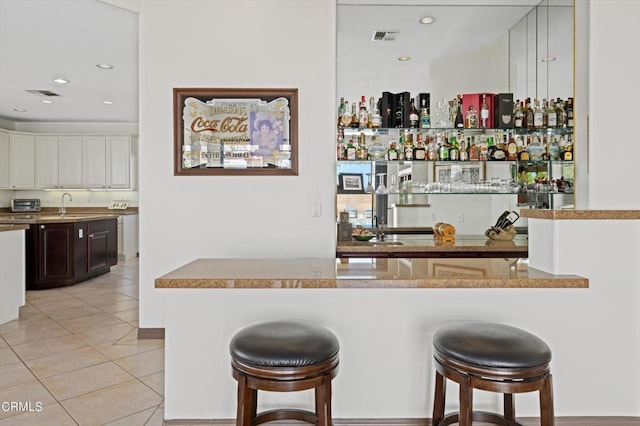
[
  {"left": 420, "top": 16, "right": 436, "bottom": 24},
  {"left": 96, "top": 63, "right": 114, "bottom": 69},
  {"left": 52, "top": 78, "right": 69, "bottom": 84},
  {"left": 541, "top": 56, "right": 557, "bottom": 62},
  {"left": 13, "top": 108, "right": 27, "bottom": 112},
  {"left": 41, "top": 99, "right": 54, "bottom": 104},
  {"left": 102, "top": 100, "right": 113, "bottom": 105},
  {"left": 398, "top": 55, "right": 410, "bottom": 62}
]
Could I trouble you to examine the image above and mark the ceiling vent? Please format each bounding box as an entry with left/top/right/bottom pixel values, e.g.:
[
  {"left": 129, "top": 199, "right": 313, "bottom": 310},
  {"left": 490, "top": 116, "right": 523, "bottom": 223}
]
[
  {"left": 372, "top": 31, "right": 398, "bottom": 41},
  {"left": 26, "top": 89, "right": 61, "bottom": 97}
]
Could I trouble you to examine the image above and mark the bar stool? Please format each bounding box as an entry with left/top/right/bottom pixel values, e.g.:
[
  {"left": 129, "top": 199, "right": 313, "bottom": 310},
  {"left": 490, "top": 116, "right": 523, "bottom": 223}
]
[
  {"left": 432, "top": 321, "right": 555, "bottom": 426},
  {"left": 229, "top": 320, "right": 339, "bottom": 426}
]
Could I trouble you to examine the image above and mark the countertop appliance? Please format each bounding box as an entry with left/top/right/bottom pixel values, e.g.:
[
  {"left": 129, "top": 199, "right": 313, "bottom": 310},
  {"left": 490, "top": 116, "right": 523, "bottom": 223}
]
[{"left": 11, "top": 198, "right": 41, "bottom": 213}]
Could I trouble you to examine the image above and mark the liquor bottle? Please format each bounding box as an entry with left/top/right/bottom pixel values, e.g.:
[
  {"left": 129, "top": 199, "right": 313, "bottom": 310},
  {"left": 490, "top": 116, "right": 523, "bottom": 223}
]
[
  {"left": 345, "top": 138, "right": 356, "bottom": 160},
  {"left": 465, "top": 105, "right": 478, "bottom": 129},
  {"left": 524, "top": 98, "right": 534, "bottom": 128},
  {"left": 547, "top": 136, "right": 561, "bottom": 160},
  {"left": 350, "top": 103, "right": 359, "bottom": 129},
  {"left": 480, "top": 94, "right": 490, "bottom": 128},
  {"left": 459, "top": 137, "right": 468, "bottom": 161},
  {"left": 337, "top": 97, "right": 346, "bottom": 129},
  {"left": 359, "top": 96, "right": 369, "bottom": 129},
  {"left": 448, "top": 136, "right": 459, "bottom": 161},
  {"left": 566, "top": 97, "right": 574, "bottom": 127},
  {"left": 387, "top": 141, "right": 399, "bottom": 161},
  {"left": 409, "top": 98, "right": 419, "bottom": 128},
  {"left": 370, "top": 97, "right": 381, "bottom": 129},
  {"left": 506, "top": 132, "right": 518, "bottom": 161},
  {"left": 419, "top": 96, "right": 431, "bottom": 129},
  {"left": 514, "top": 100, "right": 523, "bottom": 128},
  {"left": 547, "top": 99, "right": 557, "bottom": 128},
  {"left": 533, "top": 99, "right": 544, "bottom": 128},
  {"left": 541, "top": 98, "right": 549, "bottom": 127},
  {"left": 561, "top": 134, "right": 573, "bottom": 160},
  {"left": 340, "top": 99, "right": 352, "bottom": 128},
  {"left": 356, "top": 133, "right": 368, "bottom": 160},
  {"left": 367, "top": 134, "right": 386, "bottom": 160},
  {"left": 397, "top": 134, "right": 405, "bottom": 160},
  {"left": 469, "top": 136, "right": 479, "bottom": 161},
  {"left": 413, "top": 134, "right": 426, "bottom": 160},
  {"left": 454, "top": 96, "right": 464, "bottom": 128},
  {"left": 555, "top": 98, "right": 566, "bottom": 128}
]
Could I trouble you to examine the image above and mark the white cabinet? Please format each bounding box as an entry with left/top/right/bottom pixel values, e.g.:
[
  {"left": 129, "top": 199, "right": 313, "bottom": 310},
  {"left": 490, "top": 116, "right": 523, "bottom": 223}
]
[
  {"left": 59, "top": 136, "right": 83, "bottom": 189},
  {"left": 0, "top": 131, "right": 10, "bottom": 189},
  {"left": 10, "top": 133, "right": 35, "bottom": 189},
  {"left": 35, "top": 135, "right": 59, "bottom": 189},
  {"left": 107, "top": 136, "right": 131, "bottom": 189},
  {"left": 83, "top": 136, "right": 107, "bottom": 189},
  {"left": 83, "top": 135, "right": 132, "bottom": 189}
]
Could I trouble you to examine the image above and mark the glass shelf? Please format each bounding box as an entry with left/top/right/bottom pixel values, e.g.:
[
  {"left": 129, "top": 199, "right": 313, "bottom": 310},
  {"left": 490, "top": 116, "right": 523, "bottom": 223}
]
[
  {"left": 342, "top": 126, "right": 574, "bottom": 135},
  {"left": 337, "top": 159, "right": 574, "bottom": 165}
]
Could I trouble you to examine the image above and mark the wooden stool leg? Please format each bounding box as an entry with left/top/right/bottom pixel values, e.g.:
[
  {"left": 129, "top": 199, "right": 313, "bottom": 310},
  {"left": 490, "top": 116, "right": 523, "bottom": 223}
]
[
  {"left": 235, "top": 374, "right": 256, "bottom": 426},
  {"left": 432, "top": 370, "right": 446, "bottom": 425},
  {"left": 504, "top": 393, "right": 515, "bottom": 421},
  {"left": 315, "top": 373, "right": 332, "bottom": 426},
  {"left": 459, "top": 376, "right": 473, "bottom": 426},
  {"left": 540, "top": 374, "right": 555, "bottom": 426}
]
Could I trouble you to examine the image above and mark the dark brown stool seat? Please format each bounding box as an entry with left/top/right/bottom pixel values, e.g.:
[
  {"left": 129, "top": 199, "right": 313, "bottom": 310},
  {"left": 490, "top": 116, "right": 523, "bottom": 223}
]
[
  {"left": 230, "top": 320, "right": 339, "bottom": 426},
  {"left": 432, "top": 322, "right": 555, "bottom": 426}
]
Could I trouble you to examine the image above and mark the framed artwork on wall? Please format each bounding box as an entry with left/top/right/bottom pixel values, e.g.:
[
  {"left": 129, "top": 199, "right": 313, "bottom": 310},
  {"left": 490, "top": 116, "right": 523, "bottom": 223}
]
[
  {"left": 173, "top": 87, "right": 298, "bottom": 176},
  {"left": 338, "top": 173, "right": 364, "bottom": 193}
]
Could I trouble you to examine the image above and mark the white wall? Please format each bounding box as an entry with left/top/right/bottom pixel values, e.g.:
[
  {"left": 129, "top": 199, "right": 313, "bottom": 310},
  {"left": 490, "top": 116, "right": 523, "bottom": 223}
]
[
  {"left": 138, "top": 0, "right": 337, "bottom": 328},
  {"left": 588, "top": 0, "right": 640, "bottom": 208}
]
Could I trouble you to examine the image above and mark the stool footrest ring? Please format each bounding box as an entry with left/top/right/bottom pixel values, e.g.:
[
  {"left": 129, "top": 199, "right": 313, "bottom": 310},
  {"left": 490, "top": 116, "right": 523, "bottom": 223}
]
[
  {"left": 436, "top": 411, "right": 525, "bottom": 426},
  {"left": 254, "top": 408, "right": 317, "bottom": 425}
]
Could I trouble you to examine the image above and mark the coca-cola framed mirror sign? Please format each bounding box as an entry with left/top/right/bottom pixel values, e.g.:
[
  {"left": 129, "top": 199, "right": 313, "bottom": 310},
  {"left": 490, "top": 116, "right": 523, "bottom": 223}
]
[{"left": 173, "top": 87, "right": 298, "bottom": 176}]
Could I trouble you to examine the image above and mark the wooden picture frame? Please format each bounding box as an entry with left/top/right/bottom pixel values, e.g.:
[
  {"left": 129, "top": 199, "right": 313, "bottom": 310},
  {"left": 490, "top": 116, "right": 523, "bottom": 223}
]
[
  {"left": 338, "top": 173, "right": 364, "bottom": 193},
  {"left": 173, "top": 87, "right": 298, "bottom": 176}
]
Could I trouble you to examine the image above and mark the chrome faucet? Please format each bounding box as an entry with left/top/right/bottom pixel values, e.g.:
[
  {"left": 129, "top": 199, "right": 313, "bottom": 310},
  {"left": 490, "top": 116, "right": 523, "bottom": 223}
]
[
  {"left": 60, "top": 192, "right": 72, "bottom": 215},
  {"left": 373, "top": 215, "right": 385, "bottom": 241}
]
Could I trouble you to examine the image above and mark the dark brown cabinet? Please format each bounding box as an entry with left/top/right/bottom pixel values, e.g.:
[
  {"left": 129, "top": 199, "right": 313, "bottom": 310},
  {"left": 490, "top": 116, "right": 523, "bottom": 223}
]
[{"left": 26, "top": 218, "right": 117, "bottom": 290}]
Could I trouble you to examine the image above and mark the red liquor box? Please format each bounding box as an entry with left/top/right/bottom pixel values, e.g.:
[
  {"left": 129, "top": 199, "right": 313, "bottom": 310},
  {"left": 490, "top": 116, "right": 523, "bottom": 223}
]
[{"left": 462, "top": 93, "right": 495, "bottom": 129}]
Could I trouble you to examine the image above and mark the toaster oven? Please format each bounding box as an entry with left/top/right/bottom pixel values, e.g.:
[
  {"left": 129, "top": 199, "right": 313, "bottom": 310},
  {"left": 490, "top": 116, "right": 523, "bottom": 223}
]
[{"left": 11, "top": 198, "right": 41, "bottom": 213}]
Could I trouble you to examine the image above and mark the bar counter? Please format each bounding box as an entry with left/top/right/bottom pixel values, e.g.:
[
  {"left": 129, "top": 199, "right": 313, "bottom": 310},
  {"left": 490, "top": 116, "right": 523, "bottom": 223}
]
[
  {"left": 155, "top": 257, "right": 587, "bottom": 289},
  {"left": 336, "top": 234, "right": 528, "bottom": 258}
]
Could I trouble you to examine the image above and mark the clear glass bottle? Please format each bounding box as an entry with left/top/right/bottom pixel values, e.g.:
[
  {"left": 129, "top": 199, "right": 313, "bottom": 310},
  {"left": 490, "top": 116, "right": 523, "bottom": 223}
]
[
  {"left": 367, "top": 134, "right": 386, "bottom": 160},
  {"left": 340, "top": 99, "right": 352, "bottom": 128},
  {"left": 359, "top": 95, "right": 369, "bottom": 129},
  {"left": 547, "top": 99, "right": 557, "bottom": 128},
  {"left": 533, "top": 98, "right": 544, "bottom": 128},
  {"left": 514, "top": 100, "right": 523, "bottom": 128},
  {"left": 409, "top": 98, "right": 419, "bottom": 128},
  {"left": 350, "top": 102, "right": 359, "bottom": 129},
  {"left": 420, "top": 96, "right": 431, "bottom": 129},
  {"left": 370, "top": 97, "right": 381, "bottom": 129},
  {"left": 480, "top": 94, "right": 490, "bottom": 128},
  {"left": 387, "top": 141, "right": 399, "bottom": 161}
]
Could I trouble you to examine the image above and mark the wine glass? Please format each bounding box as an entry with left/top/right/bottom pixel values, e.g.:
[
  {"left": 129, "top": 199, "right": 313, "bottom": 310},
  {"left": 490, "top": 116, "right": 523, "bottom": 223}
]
[
  {"left": 375, "top": 173, "right": 388, "bottom": 194},
  {"left": 365, "top": 173, "right": 374, "bottom": 194},
  {"left": 387, "top": 173, "right": 399, "bottom": 193}
]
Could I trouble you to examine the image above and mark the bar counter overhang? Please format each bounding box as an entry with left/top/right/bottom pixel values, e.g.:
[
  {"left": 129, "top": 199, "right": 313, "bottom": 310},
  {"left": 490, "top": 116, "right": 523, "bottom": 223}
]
[{"left": 157, "top": 210, "right": 640, "bottom": 421}]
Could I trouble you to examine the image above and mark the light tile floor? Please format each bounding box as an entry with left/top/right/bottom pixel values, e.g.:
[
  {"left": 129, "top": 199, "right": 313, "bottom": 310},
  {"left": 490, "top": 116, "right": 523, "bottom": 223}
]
[{"left": 0, "top": 258, "right": 167, "bottom": 426}]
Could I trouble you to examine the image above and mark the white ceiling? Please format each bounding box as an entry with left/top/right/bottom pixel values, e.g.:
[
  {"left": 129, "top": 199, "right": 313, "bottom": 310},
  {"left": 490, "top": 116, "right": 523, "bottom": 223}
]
[
  {"left": 0, "top": 0, "right": 558, "bottom": 124},
  {"left": 0, "top": 0, "right": 138, "bottom": 123}
]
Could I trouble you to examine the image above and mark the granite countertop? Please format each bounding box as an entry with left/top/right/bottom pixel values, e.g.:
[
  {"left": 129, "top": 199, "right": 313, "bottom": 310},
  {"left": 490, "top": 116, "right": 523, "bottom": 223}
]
[
  {"left": 0, "top": 213, "right": 119, "bottom": 224},
  {"left": 337, "top": 234, "right": 528, "bottom": 255},
  {"left": 520, "top": 209, "right": 640, "bottom": 220},
  {"left": 155, "top": 258, "right": 588, "bottom": 289},
  {"left": 0, "top": 224, "right": 29, "bottom": 233}
]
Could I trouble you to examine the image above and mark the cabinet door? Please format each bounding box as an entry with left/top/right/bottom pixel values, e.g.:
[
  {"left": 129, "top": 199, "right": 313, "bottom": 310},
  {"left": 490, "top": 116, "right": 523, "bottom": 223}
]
[
  {"left": 59, "top": 136, "right": 83, "bottom": 188},
  {"left": 0, "top": 131, "right": 9, "bottom": 189},
  {"left": 88, "top": 219, "right": 117, "bottom": 271},
  {"left": 37, "top": 223, "right": 73, "bottom": 282},
  {"left": 35, "top": 136, "right": 59, "bottom": 189},
  {"left": 107, "top": 136, "right": 131, "bottom": 189},
  {"left": 10, "top": 133, "right": 35, "bottom": 189},
  {"left": 83, "top": 136, "right": 107, "bottom": 188}
]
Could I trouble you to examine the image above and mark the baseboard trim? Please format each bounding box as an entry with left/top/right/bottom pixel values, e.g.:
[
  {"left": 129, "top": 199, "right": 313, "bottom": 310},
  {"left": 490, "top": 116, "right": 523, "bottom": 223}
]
[
  {"left": 163, "top": 417, "right": 640, "bottom": 425},
  {"left": 137, "top": 327, "right": 165, "bottom": 339}
]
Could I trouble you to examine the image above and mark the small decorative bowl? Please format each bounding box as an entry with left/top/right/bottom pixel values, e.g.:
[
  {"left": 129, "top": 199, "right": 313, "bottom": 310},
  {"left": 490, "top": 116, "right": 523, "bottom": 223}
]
[{"left": 354, "top": 235, "right": 374, "bottom": 241}]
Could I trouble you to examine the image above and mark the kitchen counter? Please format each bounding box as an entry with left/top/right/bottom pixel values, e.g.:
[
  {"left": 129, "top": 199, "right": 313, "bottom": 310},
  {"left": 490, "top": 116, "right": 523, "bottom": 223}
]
[
  {"left": 0, "top": 213, "right": 119, "bottom": 224},
  {"left": 155, "top": 257, "right": 587, "bottom": 289},
  {"left": 0, "top": 224, "right": 29, "bottom": 232},
  {"left": 336, "top": 234, "right": 528, "bottom": 258}
]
